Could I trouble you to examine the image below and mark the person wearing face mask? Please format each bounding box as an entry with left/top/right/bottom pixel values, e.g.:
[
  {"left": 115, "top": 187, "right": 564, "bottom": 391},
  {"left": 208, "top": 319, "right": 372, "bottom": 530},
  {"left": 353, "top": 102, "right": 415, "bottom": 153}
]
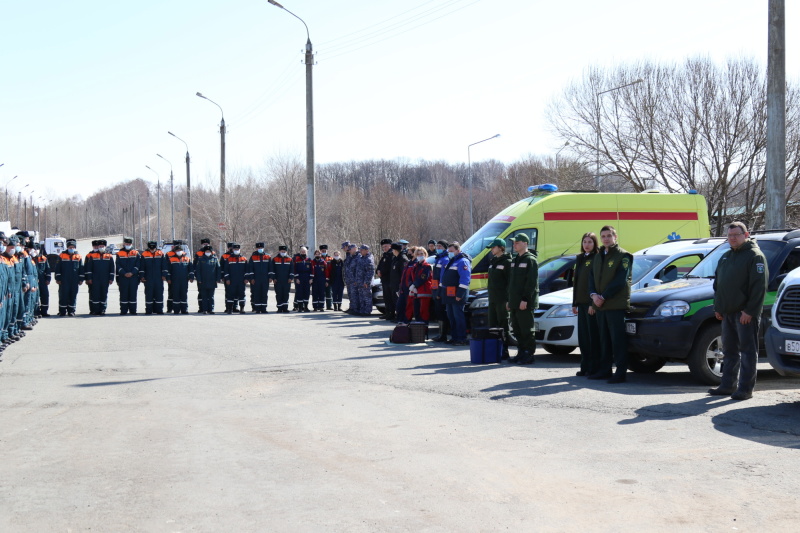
[
  {"left": 194, "top": 238, "right": 215, "bottom": 312},
  {"left": 376, "top": 239, "right": 394, "bottom": 319},
  {"left": 326, "top": 250, "right": 345, "bottom": 311},
  {"left": 223, "top": 243, "right": 249, "bottom": 314},
  {"left": 292, "top": 246, "right": 313, "bottom": 312},
  {"left": 194, "top": 245, "right": 221, "bottom": 314},
  {"left": 431, "top": 240, "right": 452, "bottom": 342},
  {"left": 139, "top": 241, "right": 166, "bottom": 315},
  {"left": 344, "top": 244, "right": 360, "bottom": 314},
  {"left": 440, "top": 242, "right": 472, "bottom": 346},
  {"left": 352, "top": 244, "right": 375, "bottom": 316},
  {"left": 164, "top": 244, "right": 195, "bottom": 314},
  {"left": 318, "top": 244, "right": 334, "bottom": 310},
  {"left": 116, "top": 237, "right": 140, "bottom": 315},
  {"left": 427, "top": 240, "right": 437, "bottom": 257},
  {"left": 0, "top": 235, "right": 11, "bottom": 350},
  {"left": 54, "top": 238, "right": 84, "bottom": 316},
  {"left": 311, "top": 250, "right": 328, "bottom": 311},
  {"left": 388, "top": 243, "right": 408, "bottom": 322},
  {"left": 21, "top": 239, "right": 39, "bottom": 330},
  {"left": 408, "top": 248, "right": 433, "bottom": 323},
  {"left": 83, "top": 238, "right": 115, "bottom": 315},
  {"left": 219, "top": 242, "right": 235, "bottom": 313},
  {"left": 272, "top": 245, "right": 293, "bottom": 312},
  {"left": 485, "top": 238, "right": 512, "bottom": 360},
  {"left": 247, "top": 242, "right": 272, "bottom": 314},
  {"left": 34, "top": 242, "right": 52, "bottom": 318}
]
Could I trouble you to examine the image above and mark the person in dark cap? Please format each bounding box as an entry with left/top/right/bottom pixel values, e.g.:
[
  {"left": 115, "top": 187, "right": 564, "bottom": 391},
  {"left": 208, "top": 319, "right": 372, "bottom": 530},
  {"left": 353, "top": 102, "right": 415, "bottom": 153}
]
[
  {"left": 164, "top": 243, "right": 194, "bottom": 314},
  {"left": 33, "top": 242, "right": 52, "bottom": 318},
  {"left": 116, "top": 237, "right": 140, "bottom": 315},
  {"left": 224, "top": 242, "right": 249, "bottom": 314},
  {"left": 376, "top": 238, "right": 393, "bottom": 318},
  {"left": 441, "top": 242, "right": 471, "bottom": 346},
  {"left": 195, "top": 238, "right": 215, "bottom": 312},
  {"left": 319, "top": 244, "right": 333, "bottom": 310},
  {"left": 194, "top": 244, "right": 221, "bottom": 314},
  {"left": 352, "top": 244, "right": 374, "bottom": 316},
  {"left": 344, "top": 244, "right": 359, "bottom": 313},
  {"left": 326, "top": 248, "right": 345, "bottom": 311},
  {"left": 84, "top": 238, "right": 115, "bottom": 315},
  {"left": 54, "top": 239, "right": 84, "bottom": 316},
  {"left": 427, "top": 240, "right": 437, "bottom": 256},
  {"left": 272, "top": 245, "right": 292, "bottom": 312},
  {"left": 0, "top": 235, "right": 11, "bottom": 349},
  {"left": 292, "top": 246, "right": 313, "bottom": 312},
  {"left": 139, "top": 240, "right": 166, "bottom": 314},
  {"left": 397, "top": 239, "right": 410, "bottom": 259},
  {"left": 432, "top": 240, "right": 451, "bottom": 342},
  {"left": 247, "top": 242, "right": 272, "bottom": 313},
  {"left": 311, "top": 249, "right": 328, "bottom": 311},
  {"left": 219, "top": 242, "right": 235, "bottom": 313},
  {"left": 164, "top": 240, "right": 184, "bottom": 312},
  {"left": 4, "top": 236, "right": 23, "bottom": 338},
  {"left": 386, "top": 243, "right": 407, "bottom": 321},
  {"left": 486, "top": 238, "right": 512, "bottom": 360},
  {"left": 20, "top": 240, "right": 38, "bottom": 330}
]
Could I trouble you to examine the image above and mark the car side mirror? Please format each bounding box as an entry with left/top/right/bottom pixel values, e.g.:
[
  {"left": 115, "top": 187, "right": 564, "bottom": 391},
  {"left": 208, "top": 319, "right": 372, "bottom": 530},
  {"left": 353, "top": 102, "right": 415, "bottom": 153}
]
[{"left": 769, "top": 273, "right": 787, "bottom": 292}]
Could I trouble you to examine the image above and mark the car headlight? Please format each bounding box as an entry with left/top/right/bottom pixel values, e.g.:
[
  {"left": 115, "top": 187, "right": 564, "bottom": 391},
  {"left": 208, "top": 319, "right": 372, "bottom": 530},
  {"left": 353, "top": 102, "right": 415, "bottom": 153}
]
[
  {"left": 777, "top": 280, "right": 787, "bottom": 298},
  {"left": 470, "top": 298, "right": 489, "bottom": 309},
  {"left": 547, "top": 304, "right": 577, "bottom": 318},
  {"left": 653, "top": 300, "right": 691, "bottom": 317}
]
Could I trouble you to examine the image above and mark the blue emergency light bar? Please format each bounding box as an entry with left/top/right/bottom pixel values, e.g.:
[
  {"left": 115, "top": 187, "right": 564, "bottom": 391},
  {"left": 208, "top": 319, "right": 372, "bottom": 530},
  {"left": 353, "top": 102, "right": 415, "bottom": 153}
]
[{"left": 527, "top": 184, "right": 559, "bottom": 194}]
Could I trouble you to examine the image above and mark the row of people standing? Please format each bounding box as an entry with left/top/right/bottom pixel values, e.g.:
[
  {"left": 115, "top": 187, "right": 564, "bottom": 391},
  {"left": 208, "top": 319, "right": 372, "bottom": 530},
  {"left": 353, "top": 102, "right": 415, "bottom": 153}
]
[{"left": 0, "top": 232, "right": 46, "bottom": 358}]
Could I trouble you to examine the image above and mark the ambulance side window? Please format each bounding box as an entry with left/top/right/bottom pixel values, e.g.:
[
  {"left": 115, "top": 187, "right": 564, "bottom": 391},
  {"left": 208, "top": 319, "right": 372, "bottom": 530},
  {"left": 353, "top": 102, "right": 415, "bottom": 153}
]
[
  {"left": 656, "top": 254, "right": 704, "bottom": 283},
  {"left": 505, "top": 229, "right": 538, "bottom": 257}
]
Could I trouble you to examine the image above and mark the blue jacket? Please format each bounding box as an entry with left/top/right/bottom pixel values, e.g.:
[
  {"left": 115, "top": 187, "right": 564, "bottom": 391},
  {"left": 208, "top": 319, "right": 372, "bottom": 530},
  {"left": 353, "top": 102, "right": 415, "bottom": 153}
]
[
  {"left": 355, "top": 253, "right": 375, "bottom": 285},
  {"left": 440, "top": 253, "right": 471, "bottom": 302}
]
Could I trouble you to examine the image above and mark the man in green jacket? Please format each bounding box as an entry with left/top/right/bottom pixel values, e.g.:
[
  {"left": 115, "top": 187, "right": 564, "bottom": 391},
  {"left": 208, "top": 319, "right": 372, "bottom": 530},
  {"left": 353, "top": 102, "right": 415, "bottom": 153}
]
[
  {"left": 588, "top": 225, "right": 633, "bottom": 383},
  {"left": 709, "top": 222, "right": 768, "bottom": 401},
  {"left": 486, "top": 238, "right": 512, "bottom": 359},
  {"left": 507, "top": 234, "right": 538, "bottom": 365}
]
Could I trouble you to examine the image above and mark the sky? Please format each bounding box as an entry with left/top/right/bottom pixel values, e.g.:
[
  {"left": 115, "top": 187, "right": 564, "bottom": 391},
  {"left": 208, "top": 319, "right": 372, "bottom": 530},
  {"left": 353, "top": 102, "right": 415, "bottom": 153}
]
[{"left": 1, "top": 0, "right": 799, "bottom": 202}]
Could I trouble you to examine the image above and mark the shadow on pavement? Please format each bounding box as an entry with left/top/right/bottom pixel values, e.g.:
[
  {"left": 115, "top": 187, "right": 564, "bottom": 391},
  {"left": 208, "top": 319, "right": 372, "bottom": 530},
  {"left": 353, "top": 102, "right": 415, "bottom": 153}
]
[{"left": 711, "top": 402, "right": 800, "bottom": 448}]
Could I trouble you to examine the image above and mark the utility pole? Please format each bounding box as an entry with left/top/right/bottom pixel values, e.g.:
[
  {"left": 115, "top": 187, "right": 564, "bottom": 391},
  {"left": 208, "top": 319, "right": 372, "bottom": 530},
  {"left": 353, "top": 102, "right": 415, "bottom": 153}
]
[{"left": 766, "top": 0, "right": 786, "bottom": 230}]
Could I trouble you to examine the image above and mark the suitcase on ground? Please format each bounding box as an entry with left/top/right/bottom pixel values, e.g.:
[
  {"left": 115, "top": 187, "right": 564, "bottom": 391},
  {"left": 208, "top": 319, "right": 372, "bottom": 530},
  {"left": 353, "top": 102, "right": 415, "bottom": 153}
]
[
  {"left": 470, "top": 328, "right": 505, "bottom": 364},
  {"left": 390, "top": 324, "right": 411, "bottom": 344},
  {"left": 409, "top": 321, "right": 429, "bottom": 343}
]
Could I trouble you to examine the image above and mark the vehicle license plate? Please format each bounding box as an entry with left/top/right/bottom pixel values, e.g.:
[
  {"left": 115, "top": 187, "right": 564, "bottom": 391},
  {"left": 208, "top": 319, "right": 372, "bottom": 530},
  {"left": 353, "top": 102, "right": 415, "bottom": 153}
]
[
  {"left": 625, "top": 322, "right": 636, "bottom": 335},
  {"left": 786, "top": 340, "right": 800, "bottom": 354}
]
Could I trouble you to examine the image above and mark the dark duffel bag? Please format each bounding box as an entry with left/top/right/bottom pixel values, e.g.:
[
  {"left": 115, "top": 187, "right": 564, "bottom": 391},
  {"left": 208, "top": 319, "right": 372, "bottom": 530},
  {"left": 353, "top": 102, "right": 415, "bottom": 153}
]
[{"left": 390, "top": 324, "right": 412, "bottom": 344}]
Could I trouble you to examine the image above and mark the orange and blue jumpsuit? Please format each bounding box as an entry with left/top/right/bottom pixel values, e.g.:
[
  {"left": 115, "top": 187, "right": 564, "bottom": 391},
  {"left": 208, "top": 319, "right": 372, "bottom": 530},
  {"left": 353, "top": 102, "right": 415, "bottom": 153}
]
[{"left": 54, "top": 251, "right": 84, "bottom": 315}]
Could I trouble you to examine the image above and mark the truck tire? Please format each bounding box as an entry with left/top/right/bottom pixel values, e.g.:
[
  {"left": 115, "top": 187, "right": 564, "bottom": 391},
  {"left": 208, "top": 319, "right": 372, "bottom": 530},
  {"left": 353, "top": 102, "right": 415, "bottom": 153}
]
[
  {"left": 628, "top": 353, "right": 666, "bottom": 373},
  {"left": 688, "top": 324, "right": 724, "bottom": 385},
  {"left": 542, "top": 344, "right": 576, "bottom": 355}
]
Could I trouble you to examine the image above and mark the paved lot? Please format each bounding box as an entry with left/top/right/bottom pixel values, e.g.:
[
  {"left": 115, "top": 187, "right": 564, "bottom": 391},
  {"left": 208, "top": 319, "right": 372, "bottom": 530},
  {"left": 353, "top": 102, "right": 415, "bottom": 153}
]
[{"left": 1, "top": 286, "right": 799, "bottom": 532}]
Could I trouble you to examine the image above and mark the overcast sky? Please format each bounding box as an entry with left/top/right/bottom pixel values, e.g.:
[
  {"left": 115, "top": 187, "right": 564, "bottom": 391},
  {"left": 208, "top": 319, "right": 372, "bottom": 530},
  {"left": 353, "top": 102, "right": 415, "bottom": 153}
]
[{"left": 1, "top": 0, "right": 798, "bottom": 202}]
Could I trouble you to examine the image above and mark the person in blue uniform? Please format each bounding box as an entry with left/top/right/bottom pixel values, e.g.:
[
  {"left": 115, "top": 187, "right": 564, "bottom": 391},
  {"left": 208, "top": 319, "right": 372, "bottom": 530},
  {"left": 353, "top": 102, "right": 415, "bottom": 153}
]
[
  {"left": 353, "top": 244, "right": 375, "bottom": 316},
  {"left": 344, "top": 244, "right": 360, "bottom": 314},
  {"left": 164, "top": 244, "right": 194, "bottom": 314},
  {"left": 195, "top": 238, "right": 214, "bottom": 312},
  {"left": 247, "top": 242, "right": 272, "bottom": 314},
  {"left": 55, "top": 238, "right": 84, "bottom": 316},
  {"left": 311, "top": 249, "right": 328, "bottom": 311},
  {"left": 0, "top": 235, "right": 10, "bottom": 353},
  {"left": 34, "top": 243, "right": 51, "bottom": 317},
  {"left": 140, "top": 241, "right": 166, "bottom": 315},
  {"left": 194, "top": 245, "right": 221, "bottom": 314},
  {"left": 292, "top": 246, "right": 313, "bottom": 313},
  {"left": 116, "top": 237, "right": 140, "bottom": 315},
  {"left": 224, "top": 243, "right": 249, "bottom": 314},
  {"left": 21, "top": 239, "right": 38, "bottom": 330},
  {"left": 7, "top": 236, "right": 27, "bottom": 337},
  {"left": 326, "top": 250, "right": 345, "bottom": 312},
  {"left": 319, "top": 244, "right": 334, "bottom": 310},
  {"left": 441, "top": 242, "right": 471, "bottom": 346},
  {"left": 272, "top": 245, "right": 292, "bottom": 313},
  {"left": 432, "top": 241, "right": 451, "bottom": 342},
  {"left": 84, "top": 239, "right": 115, "bottom": 315}
]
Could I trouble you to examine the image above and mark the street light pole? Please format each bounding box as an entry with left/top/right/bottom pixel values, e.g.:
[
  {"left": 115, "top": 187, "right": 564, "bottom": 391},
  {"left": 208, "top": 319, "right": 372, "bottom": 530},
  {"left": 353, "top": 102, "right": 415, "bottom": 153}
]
[
  {"left": 595, "top": 78, "right": 644, "bottom": 189},
  {"left": 267, "top": 0, "right": 317, "bottom": 250},
  {"left": 17, "top": 184, "right": 29, "bottom": 226},
  {"left": 145, "top": 165, "right": 161, "bottom": 245},
  {"left": 168, "top": 131, "right": 192, "bottom": 249},
  {"left": 4, "top": 175, "right": 18, "bottom": 221},
  {"left": 467, "top": 134, "right": 500, "bottom": 235},
  {"left": 196, "top": 93, "right": 226, "bottom": 217},
  {"left": 156, "top": 154, "right": 175, "bottom": 241}
]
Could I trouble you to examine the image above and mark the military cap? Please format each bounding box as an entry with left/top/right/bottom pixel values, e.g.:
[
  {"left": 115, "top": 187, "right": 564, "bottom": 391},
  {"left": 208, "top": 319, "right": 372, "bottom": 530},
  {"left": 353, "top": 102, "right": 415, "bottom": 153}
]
[
  {"left": 428, "top": 239, "right": 436, "bottom": 245},
  {"left": 391, "top": 243, "right": 402, "bottom": 251},
  {"left": 33, "top": 242, "right": 41, "bottom": 250},
  {"left": 123, "top": 237, "right": 133, "bottom": 244},
  {"left": 232, "top": 242, "right": 241, "bottom": 248},
  {"left": 319, "top": 244, "right": 328, "bottom": 250},
  {"left": 24, "top": 240, "right": 34, "bottom": 249},
  {"left": 147, "top": 240, "right": 157, "bottom": 247},
  {"left": 380, "top": 238, "right": 392, "bottom": 246},
  {"left": 255, "top": 242, "right": 265, "bottom": 248},
  {"left": 99, "top": 239, "right": 108, "bottom": 246},
  {"left": 359, "top": 244, "right": 370, "bottom": 250},
  {"left": 66, "top": 239, "right": 77, "bottom": 246},
  {"left": 173, "top": 239, "right": 184, "bottom": 245},
  {"left": 278, "top": 245, "right": 288, "bottom": 251},
  {"left": 173, "top": 243, "right": 184, "bottom": 250},
  {"left": 91, "top": 240, "right": 99, "bottom": 246},
  {"left": 16, "top": 230, "right": 29, "bottom": 238},
  {"left": 398, "top": 239, "right": 409, "bottom": 245},
  {"left": 348, "top": 243, "right": 357, "bottom": 250},
  {"left": 341, "top": 241, "right": 351, "bottom": 248},
  {"left": 9, "top": 235, "right": 19, "bottom": 245},
  {"left": 200, "top": 238, "right": 211, "bottom": 244},
  {"left": 437, "top": 240, "right": 449, "bottom": 248},
  {"left": 201, "top": 245, "right": 212, "bottom": 252},
  {"left": 486, "top": 238, "right": 506, "bottom": 249},
  {"left": 226, "top": 242, "right": 234, "bottom": 248},
  {"left": 513, "top": 234, "right": 530, "bottom": 243}
]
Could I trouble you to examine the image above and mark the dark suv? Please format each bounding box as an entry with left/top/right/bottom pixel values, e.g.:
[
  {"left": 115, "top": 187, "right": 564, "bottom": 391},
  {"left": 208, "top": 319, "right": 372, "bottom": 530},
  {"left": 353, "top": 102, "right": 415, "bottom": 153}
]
[{"left": 625, "top": 230, "right": 800, "bottom": 385}]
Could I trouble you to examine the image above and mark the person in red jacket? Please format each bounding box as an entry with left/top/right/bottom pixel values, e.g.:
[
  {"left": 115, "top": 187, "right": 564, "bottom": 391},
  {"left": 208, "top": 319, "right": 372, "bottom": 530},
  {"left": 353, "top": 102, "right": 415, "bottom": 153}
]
[{"left": 407, "top": 247, "right": 433, "bottom": 323}]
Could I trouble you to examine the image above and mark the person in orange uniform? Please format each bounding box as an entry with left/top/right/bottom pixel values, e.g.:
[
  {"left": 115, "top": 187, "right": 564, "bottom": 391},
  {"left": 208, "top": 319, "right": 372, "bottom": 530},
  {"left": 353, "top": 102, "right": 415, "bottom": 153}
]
[
  {"left": 84, "top": 239, "right": 115, "bottom": 315},
  {"left": 55, "top": 238, "right": 84, "bottom": 316},
  {"left": 116, "top": 237, "right": 140, "bottom": 315},
  {"left": 247, "top": 242, "right": 272, "bottom": 314},
  {"left": 164, "top": 244, "right": 194, "bottom": 314}
]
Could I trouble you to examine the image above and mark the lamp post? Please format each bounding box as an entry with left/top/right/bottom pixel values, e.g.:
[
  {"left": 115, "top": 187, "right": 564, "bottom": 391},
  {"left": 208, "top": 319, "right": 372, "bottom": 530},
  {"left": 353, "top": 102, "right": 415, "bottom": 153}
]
[
  {"left": 17, "top": 184, "right": 29, "bottom": 226},
  {"left": 267, "top": 0, "right": 317, "bottom": 251},
  {"left": 156, "top": 154, "right": 175, "bottom": 241},
  {"left": 467, "top": 134, "right": 500, "bottom": 235},
  {"left": 145, "top": 165, "right": 161, "bottom": 245},
  {"left": 168, "top": 131, "right": 192, "bottom": 249},
  {"left": 555, "top": 141, "right": 570, "bottom": 168},
  {"left": 595, "top": 78, "right": 644, "bottom": 189},
  {"left": 196, "top": 93, "right": 226, "bottom": 217},
  {"left": 5, "top": 175, "right": 18, "bottom": 221},
  {"left": 25, "top": 190, "right": 34, "bottom": 230}
]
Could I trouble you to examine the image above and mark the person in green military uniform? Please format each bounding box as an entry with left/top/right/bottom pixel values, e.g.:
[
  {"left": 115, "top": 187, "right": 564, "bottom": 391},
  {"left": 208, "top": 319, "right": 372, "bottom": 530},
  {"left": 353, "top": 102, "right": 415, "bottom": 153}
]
[
  {"left": 507, "top": 234, "right": 538, "bottom": 365},
  {"left": 486, "top": 238, "right": 512, "bottom": 360},
  {"left": 708, "top": 222, "right": 768, "bottom": 401},
  {"left": 571, "top": 232, "right": 600, "bottom": 376},
  {"left": 588, "top": 225, "right": 633, "bottom": 383}
]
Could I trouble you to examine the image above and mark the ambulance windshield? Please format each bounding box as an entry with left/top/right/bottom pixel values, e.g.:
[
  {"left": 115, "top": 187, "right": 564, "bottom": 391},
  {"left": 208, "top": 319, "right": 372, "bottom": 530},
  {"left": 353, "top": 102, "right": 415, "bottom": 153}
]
[{"left": 462, "top": 221, "right": 510, "bottom": 260}]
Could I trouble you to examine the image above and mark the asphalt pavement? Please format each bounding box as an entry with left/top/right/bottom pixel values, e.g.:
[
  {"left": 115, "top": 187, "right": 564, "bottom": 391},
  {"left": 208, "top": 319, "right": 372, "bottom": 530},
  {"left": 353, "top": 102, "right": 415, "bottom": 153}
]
[{"left": 1, "top": 285, "right": 799, "bottom": 532}]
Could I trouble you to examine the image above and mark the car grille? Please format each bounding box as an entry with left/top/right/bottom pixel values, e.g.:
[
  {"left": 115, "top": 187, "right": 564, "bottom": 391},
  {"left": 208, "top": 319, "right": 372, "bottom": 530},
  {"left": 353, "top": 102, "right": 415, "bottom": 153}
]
[{"left": 776, "top": 287, "right": 800, "bottom": 329}]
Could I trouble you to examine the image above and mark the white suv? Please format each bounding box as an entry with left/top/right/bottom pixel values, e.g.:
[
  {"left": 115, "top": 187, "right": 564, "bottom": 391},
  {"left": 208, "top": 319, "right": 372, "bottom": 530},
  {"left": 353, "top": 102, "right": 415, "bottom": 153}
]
[{"left": 765, "top": 266, "right": 800, "bottom": 378}]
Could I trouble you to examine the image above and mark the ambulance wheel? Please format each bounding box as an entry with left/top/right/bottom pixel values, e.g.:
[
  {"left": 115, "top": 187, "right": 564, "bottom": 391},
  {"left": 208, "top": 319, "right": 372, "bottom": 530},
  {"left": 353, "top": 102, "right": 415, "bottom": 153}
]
[
  {"left": 688, "top": 324, "right": 724, "bottom": 385},
  {"left": 628, "top": 353, "right": 666, "bottom": 373},
  {"left": 542, "top": 344, "right": 575, "bottom": 355}
]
